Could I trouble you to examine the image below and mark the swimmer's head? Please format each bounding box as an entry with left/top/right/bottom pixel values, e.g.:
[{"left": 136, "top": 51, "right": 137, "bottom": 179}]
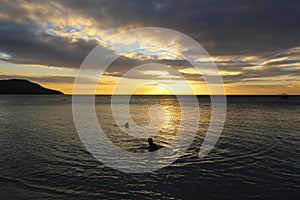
[{"left": 148, "top": 138, "right": 154, "bottom": 145}]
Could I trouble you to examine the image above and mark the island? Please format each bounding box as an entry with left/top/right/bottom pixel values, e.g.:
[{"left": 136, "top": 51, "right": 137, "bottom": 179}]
[{"left": 0, "top": 79, "right": 64, "bottom": 95}]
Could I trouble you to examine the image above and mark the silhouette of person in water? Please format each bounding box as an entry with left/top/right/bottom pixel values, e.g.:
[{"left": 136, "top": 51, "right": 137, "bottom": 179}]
[{"left": 148, "top": 138, "right": 158, "bottom": 152}]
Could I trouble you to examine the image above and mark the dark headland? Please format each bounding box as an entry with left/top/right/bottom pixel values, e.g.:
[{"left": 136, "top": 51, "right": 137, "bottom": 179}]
[{"left": 0, "top": 79, "right": 64, "bottom": 95}]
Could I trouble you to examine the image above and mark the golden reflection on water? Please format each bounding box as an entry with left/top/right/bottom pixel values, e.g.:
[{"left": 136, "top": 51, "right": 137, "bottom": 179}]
[
  {"left": 96, "top": 96, "right": 208, "bottom": 152},
  {"left": 128, "top": 96, "right": 182, "bottom": 145}
]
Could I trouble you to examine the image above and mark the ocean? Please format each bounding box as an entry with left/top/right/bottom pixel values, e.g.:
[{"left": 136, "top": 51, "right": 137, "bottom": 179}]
[{"left": 0, "top": 95, "right": 299, "bottom": 199}]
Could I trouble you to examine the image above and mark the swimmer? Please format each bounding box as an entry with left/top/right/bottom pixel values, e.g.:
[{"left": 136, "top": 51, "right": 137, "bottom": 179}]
[{"left": 148, "top": 138, "right": 158, "bottom": 152}]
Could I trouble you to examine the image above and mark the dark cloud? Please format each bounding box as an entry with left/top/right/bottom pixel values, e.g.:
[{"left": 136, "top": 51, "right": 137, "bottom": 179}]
[
  {"left": 59, "top": 0, "right": 300, "bottom": 55},
  {"left": 0, "top": 21, "right": 114, "bottom": 68},
  {"left": 106, "top": 56, "right": 193, "bottom": 74},
  {"left": 264, "top": 59, "right": 300, "bottom": 66},
  {"left": 106, "top": 53, "right": 300, "bottom": 84},
  {"left": 0, "top": 0, "right": 300, "bottom": 88},
  {"left": 1, "top": 0, "right": 299, "bottom": 58}
]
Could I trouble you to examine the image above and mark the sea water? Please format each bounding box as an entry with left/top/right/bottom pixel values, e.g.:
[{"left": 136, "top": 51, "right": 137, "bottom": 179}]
[{"left": 0, "top": 95, "right": 299, "bottom": 199}]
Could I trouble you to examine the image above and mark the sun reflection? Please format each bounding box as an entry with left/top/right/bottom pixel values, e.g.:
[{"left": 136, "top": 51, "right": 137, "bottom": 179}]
[{"left": 155, "top": 97, "right": 182, "bottom": 144}]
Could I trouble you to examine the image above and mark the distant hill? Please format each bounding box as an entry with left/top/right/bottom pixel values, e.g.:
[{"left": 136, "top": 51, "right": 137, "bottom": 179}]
[{"left": 0, "top": 79, "right": 64, "bottom": 95}]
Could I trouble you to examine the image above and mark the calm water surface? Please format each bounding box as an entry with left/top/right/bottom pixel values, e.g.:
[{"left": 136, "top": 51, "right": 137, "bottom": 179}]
[{"left": 0, "top": 95, "right": 299, "bottom": 199}]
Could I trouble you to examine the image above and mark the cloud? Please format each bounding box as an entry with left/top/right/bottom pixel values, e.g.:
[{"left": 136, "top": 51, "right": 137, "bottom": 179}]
[
  {"left": 1, "top": 0, "right": 300, "bottom": 56},
  {"left": 57, "top": 0, "right": 300, "bottom": 55},
  {"left": 0, "top": 21, "right": 117, "bottom": 68},
  {"left": 0, "top": 0, "right": 299, "bottom": 93}
]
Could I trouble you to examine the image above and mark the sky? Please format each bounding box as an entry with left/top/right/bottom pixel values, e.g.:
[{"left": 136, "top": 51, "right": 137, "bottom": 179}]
[{"left": 0, "top": 0, "right": 300, "bottom": 94}]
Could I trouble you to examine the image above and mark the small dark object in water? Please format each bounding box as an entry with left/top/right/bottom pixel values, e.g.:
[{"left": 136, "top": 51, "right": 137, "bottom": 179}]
[
  {"left": 148, "top": 138, "right": 158, "bottom": 152},
  {"left": 125, "top": 122, "right": 129, "bottom": 128}
]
